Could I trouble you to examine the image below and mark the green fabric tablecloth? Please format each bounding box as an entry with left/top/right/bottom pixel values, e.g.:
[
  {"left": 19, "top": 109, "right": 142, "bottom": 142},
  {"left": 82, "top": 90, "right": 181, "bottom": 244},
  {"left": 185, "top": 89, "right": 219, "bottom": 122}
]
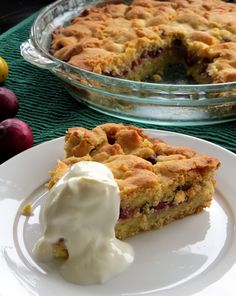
[{"left": 0, "top": 13, "right": 236, "bottom": 154}]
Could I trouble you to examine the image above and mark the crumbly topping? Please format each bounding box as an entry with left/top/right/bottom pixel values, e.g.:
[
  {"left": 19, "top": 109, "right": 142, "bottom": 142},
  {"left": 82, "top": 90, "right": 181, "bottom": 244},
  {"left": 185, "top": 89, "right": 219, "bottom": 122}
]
[
  {"left": 47, "top": 123, "right": 220, "bottom": 209},
  {"left": 51, "top": 0, "right": 236, "bottom": 82}
]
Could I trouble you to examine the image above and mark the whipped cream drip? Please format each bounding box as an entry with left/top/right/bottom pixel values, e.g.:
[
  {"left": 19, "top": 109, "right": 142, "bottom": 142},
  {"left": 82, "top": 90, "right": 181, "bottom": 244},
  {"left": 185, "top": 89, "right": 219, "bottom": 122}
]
[{"left": 33, "top": 161, "right": 134, "bottom": 285}]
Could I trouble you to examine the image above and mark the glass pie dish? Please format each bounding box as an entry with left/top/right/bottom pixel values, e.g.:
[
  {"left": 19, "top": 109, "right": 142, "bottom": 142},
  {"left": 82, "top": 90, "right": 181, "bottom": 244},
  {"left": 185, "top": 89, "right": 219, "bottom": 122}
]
[{"left": 20, "top": 0, "right": 236, "bottom": 126}]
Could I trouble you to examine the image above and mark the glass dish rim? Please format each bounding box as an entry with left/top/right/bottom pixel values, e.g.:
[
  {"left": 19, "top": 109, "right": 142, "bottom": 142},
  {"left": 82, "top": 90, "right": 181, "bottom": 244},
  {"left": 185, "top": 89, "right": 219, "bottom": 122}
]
[{"left": 31, "top": 0, "right": 236, "bottom": 93}]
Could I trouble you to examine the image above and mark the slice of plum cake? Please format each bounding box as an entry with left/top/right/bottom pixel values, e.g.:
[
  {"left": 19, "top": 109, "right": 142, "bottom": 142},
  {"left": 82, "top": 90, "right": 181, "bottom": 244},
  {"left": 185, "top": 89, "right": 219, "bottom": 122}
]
[{"left": 47, "top": 123, "right": 219, "bottom": 252}]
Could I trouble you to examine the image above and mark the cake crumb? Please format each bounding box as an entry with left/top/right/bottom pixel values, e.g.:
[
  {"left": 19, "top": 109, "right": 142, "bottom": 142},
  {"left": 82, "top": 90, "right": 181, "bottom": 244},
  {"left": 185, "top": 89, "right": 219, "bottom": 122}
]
[
  {"left": 152, "top": 74, "right": 162, "bottom": 82},
  {"left": 174, "top": 190, "right": 186, "bottom": 203},
  {"left": 21, "top": 203, "right": 33, "bottom": 216}
]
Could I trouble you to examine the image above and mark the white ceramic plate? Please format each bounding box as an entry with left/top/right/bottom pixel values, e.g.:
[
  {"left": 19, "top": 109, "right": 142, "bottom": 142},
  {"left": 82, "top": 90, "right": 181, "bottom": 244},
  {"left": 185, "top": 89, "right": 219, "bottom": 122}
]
[{"left": 1, "top": 130, "right": 236, "bottom": 296}]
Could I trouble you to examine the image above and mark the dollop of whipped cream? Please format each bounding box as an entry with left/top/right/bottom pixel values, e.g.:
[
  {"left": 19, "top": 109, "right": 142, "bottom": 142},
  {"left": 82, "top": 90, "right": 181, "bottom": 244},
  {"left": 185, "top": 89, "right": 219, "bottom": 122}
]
[{"left": 33, "top": 161, "right": 134, "bottom": 285}]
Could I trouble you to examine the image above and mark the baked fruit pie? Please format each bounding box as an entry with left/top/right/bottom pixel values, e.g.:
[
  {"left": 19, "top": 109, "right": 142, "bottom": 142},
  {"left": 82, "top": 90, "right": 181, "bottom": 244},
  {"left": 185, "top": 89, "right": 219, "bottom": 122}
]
[
  {"left": 51, "top": 0, "right": 236, "bottom": 83},
  {"left": 47, "top": 123, "right": 220, "bottom": 258}
]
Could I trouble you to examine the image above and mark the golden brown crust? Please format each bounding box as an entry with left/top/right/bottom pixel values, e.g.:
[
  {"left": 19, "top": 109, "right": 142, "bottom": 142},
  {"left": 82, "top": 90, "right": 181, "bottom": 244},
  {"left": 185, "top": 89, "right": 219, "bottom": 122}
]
[
  {"left": 51, "top": 0, "right": 236, "bottom": 83},
  {"left": 48, "top": 123, "right": 220, "bottom": 208}
]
